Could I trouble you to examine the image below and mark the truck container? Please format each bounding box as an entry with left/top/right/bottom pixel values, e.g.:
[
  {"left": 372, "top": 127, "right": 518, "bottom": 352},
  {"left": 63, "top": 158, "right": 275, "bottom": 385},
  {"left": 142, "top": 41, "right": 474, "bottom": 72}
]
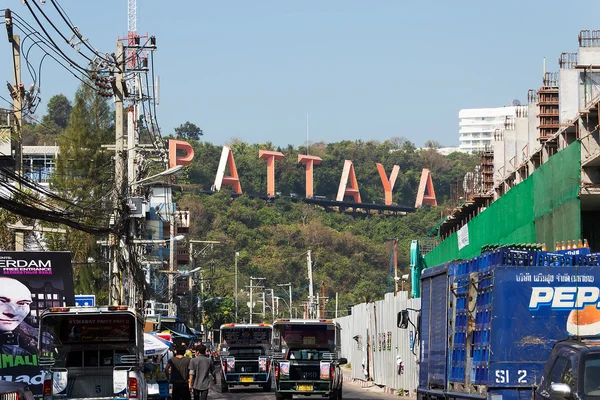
[{"left": 409, "top": 247, "right": 600, "bottom": 400}]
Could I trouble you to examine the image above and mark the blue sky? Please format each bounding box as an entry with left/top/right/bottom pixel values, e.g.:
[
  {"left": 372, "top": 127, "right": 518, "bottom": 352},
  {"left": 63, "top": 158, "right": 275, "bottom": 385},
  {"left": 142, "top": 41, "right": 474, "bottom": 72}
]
[{"left": 2, "top": 0, "right": 600, "bottom": 148}]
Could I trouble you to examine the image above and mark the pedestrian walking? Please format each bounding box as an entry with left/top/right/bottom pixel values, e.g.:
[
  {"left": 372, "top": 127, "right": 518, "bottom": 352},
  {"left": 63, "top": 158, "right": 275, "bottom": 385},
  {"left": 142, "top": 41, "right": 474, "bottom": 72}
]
[
  {"left": 188, "top": 344, "right": 216, "bottom": 400},
  {"left": 165, "top": 346, "right": 191, "bottom": 400}
]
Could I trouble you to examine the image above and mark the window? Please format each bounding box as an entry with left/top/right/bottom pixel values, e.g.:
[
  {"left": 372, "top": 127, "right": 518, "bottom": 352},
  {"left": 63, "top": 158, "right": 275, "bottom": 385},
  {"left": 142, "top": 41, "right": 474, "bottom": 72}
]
[
  {"left": 550, "top": 357, "right": 568, "bottom": 384},
  {"left": 287, "top": 348, "right": 330, "bottom": 361},
  {"left": 584, "top": 355, "right": 600, "bottom": 395},
  {"left": 228, "top": 347, "right": 265, "bottom": 357},
  {"left": 562, "top": 362, "right": 576, "bottom": 390}
]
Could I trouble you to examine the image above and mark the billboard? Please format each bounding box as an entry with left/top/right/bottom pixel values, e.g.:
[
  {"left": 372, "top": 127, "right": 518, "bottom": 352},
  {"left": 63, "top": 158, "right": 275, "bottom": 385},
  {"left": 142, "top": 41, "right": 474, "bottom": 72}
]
[{"left": 0, "top": 251, "right": 74, "bottom": 396}]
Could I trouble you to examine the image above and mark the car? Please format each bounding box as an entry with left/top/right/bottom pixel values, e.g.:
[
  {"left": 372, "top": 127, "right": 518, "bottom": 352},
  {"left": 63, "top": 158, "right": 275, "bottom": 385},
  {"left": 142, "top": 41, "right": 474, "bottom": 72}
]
[{"left": 0, "top": 381, "right": 35, "bottom": 400}]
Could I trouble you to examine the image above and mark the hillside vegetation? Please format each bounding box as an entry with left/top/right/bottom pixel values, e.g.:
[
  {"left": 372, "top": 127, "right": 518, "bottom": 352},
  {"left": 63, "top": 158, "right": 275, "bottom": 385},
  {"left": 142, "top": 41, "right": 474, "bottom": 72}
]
[
  {"left": 174, "top": 139, "right": 478, "bottom": 324},
  {"left": 14, "top": 89, "right": 479, "bottom": 325}
]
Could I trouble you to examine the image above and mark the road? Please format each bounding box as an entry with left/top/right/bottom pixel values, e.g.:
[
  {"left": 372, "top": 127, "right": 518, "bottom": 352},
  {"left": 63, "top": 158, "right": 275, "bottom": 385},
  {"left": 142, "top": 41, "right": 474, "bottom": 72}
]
[{"left": 196, "top": 377, "right": 401, "bottom": 399}]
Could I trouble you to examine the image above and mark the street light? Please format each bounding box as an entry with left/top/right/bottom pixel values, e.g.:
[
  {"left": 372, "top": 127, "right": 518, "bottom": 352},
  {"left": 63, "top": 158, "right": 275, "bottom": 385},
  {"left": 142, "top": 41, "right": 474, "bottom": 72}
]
[
  {"left": 132, "top": 235, "right": 185, "bottom": 244},
  {"left": 133, "top": 164, "right": 184, "bottom": 185},
  {"left": 235, "top": 252, "right": 239, "bottom": 322}
]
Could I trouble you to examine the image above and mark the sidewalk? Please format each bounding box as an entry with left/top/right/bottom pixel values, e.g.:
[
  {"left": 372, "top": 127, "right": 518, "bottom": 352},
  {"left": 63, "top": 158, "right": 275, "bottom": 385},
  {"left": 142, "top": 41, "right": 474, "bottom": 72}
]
[{"left": 341, "top": 367, "right": 415, "bottom": 397}]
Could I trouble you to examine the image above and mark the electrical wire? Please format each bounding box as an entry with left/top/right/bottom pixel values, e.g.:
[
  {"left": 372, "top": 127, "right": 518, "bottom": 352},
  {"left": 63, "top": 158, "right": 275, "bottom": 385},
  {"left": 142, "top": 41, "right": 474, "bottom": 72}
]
[
  {"left": 24, "top": 0, "right": 100, "bottom": 68},
  {"left": 11, "top": 17, "right": 100, "bottom": 92},
  {"left": 49, "top": 0, "right": 114, "bottom": 65}
]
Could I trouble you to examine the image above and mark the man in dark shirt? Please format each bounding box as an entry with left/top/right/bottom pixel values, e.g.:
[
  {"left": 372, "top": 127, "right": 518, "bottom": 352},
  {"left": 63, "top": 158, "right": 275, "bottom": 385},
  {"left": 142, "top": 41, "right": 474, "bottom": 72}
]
[
  {"left": 188, "top": 344, "right": 216, "bottom": 400},
  {"left": 166, "top": 346, "right": 191, "bottom": 400}
]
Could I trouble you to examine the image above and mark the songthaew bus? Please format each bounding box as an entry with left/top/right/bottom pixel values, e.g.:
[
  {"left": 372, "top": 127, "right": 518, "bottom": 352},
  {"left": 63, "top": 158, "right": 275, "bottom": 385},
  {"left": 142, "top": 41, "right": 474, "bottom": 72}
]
[
  {"left": 219, "top": 323, "right": 273, "bottom": 392},
  {"left": 272, "top": 319, "right": 346, "bottom": 400},
  {"left": 37, "top": 306, "right": 147, "bottom": 400}
]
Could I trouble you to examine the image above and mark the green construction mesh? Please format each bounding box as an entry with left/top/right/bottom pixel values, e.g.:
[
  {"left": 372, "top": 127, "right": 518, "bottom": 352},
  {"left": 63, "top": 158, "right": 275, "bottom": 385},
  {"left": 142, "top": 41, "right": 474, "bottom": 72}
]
[{"left": 424, "top": 142, "right": 581, "bottom": 267}]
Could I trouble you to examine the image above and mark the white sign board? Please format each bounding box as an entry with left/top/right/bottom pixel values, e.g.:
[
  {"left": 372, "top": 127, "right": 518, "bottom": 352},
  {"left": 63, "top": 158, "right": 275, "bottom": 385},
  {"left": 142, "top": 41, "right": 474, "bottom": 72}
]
[{"left": 457, "top": 224, "right": 469, "bottom": 250}]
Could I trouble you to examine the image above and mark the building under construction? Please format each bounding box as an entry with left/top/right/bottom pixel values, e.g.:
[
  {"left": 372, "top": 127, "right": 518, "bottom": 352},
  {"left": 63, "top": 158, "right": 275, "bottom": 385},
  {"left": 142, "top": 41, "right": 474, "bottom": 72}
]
[{"left": 426, "top": 30, "right": 600, "bottom": 266}]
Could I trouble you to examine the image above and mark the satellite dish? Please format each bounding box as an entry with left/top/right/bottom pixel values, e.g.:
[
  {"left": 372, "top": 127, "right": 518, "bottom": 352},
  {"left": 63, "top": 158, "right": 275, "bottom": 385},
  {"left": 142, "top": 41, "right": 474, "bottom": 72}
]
[{"left": 512, "top": 99, "right": 521, "bottom": 106}]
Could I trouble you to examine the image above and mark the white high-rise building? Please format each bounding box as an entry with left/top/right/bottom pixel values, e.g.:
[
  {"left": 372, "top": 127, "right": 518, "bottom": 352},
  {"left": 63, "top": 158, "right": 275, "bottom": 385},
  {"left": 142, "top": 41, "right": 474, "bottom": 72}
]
[{"left": 459, "top": 106, "right": 516, "bottom": 153}]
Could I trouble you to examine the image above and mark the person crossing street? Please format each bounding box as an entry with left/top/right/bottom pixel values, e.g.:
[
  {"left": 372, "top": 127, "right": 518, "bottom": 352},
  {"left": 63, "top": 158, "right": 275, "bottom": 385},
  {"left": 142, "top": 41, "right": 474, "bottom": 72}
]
[{"left": 188, "top": 344, "right": 216, "bottom": 400}]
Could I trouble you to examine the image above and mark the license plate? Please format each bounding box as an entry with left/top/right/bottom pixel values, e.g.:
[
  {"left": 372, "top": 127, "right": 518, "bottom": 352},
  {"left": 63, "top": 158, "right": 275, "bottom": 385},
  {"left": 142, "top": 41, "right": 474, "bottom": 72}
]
[
  {"left": 297, "top": 384, "right": 313, "bottom": 391},
  {"left": 240, "top": 377, "right": 254, "bottom": 383}
]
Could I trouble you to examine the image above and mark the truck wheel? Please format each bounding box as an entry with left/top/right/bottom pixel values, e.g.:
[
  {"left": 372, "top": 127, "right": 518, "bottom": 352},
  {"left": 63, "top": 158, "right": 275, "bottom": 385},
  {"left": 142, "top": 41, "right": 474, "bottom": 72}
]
[
  {"left": 220, "top": 375, "right": 228, "bottom": 393},
  {"left": 337, "top": 386, "right": 343, "bottom": 400},
  {"left": 275, "top": 393, "right": 289, "bottom": 400}
]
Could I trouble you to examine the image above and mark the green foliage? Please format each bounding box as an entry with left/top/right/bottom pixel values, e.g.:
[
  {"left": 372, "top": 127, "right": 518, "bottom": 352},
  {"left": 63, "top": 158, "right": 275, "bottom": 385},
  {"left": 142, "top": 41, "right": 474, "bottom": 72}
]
[
  {"left": 42, "top": 94, "right": 72, "bottom": 129},
  {"left": 174, "top": 121, "right": 203, "bottom": 141},
  {"left": 174, "top": 138, "right": 480, "bottom": 330},
  {"left": 179, "top": 191, "right": 441, "bottom": 330},
  {"left": 49, "top": 83, "right": 113, "bottom": 300}
]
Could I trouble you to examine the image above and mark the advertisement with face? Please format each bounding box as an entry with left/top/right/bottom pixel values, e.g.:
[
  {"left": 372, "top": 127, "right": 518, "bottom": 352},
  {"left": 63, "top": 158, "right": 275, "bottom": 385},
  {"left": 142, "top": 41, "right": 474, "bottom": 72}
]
[{"left": 0, "top": 252, "right": 74, "bottom": 396}]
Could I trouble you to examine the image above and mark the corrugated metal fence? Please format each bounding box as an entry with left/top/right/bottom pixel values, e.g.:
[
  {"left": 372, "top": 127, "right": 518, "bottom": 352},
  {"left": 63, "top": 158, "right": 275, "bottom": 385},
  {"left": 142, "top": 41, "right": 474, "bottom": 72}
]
[{"left": 336, "top": 291, "right": 420, "bottom": 393}]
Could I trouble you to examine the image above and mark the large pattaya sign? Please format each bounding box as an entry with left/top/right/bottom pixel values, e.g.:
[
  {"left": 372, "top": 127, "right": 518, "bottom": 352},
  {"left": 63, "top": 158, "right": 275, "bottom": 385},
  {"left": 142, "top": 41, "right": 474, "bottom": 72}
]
[{"left": 211, "top": 146, "right": 437, "bottom": 208}]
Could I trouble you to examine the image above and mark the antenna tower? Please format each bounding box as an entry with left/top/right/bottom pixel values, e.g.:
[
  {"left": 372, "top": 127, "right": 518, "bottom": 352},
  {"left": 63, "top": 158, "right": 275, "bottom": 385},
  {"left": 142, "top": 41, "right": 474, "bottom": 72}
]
[{"left": 127, "top": 0, "right": 137, "bottom": 70}]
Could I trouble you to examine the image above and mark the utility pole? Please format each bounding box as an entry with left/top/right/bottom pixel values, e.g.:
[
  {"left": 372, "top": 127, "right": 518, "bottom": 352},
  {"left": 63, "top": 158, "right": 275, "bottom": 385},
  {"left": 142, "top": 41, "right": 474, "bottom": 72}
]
[
  {"left": 277, "top": 283, "right": 292, "bottom": 319},
  {"left": 188, "top": 240, "right": 220, "bottom": 329},
  {"left": 307, "top": 250, "right": 314, "bottom": 318},
  {"left": 269, "top": 288, "right": 275, "bottom": 319},
  {"left": 321, "top": 281, "right": 326, "bottom": 319},
  {"left": 7, "top": 15, "right": 25, "bottom": 250},
  {"left": 249, "top": 277, "right": 253, "bottom": 324},
  {"left": 234, "top": 252, "right": 239, "bottom": 322},
  {"left": 393, "top": 239, "right": 399, "bottom": 296},
  {"left": 7, "top": 222, "right": 66, "bottom": 251},
  {"left": 168, "top": 195, "right": 176, "bottom": 316},
  {"left": 247, "top": 277, "right": 264, "bottom": 324},
  {"left": 262, "top": 292, "right": 266, "bottom": 320},
  {"left": 111, "top": 41, "right": 126, "bottom": 306},
  {"left": 9, "top": 32, "right": 22, "bottom": 185},
  {"left": 335, "top": 292, "right": 338, "bottom": 319}
]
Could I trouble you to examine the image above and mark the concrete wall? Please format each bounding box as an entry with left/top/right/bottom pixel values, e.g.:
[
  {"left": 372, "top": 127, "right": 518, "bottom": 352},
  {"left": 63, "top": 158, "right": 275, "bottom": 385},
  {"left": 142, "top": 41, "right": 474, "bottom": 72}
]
[
  {"left": 579, "top": 71, "right": 600, "bottom": 109},
  {"left": 493, "top": 129, "right": 505, "bottom": 185},
  {"left": 515, "top": 117, "right": 529, "bottom": 167},
  {"left": 337, "top": 292, "right": 420, "bottom": 393},
  {"left": 504, "top": 128, "right": 517, "bottom": 174},
  {"left": 528, "top": 102, "right": 540, "bottom": 155},
  {"left": 560, "top": 68, "right": 580, "bottom": 123},
  {"left": 578, "top": 47, "right": 600, "bottom": 65}
]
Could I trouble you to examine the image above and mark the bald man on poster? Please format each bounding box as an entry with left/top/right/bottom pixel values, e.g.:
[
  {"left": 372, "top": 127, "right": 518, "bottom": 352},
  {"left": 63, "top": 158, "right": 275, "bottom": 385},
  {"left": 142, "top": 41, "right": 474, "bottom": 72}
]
[{"left": 0, "top": 276, "right": 37, "bottom": 356}]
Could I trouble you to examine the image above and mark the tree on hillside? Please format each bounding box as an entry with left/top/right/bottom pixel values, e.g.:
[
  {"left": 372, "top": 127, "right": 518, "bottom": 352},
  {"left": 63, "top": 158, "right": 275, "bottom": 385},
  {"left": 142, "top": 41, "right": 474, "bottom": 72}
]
[
  {"left": 42, "top": 94, "right": 72, "bottom": 129},
  {"left": 175, "top": 121, "right": 203, "bottom": 141},
  {"left": 387, "top": 136, "right": 409, "bottom": 149},
  {"left": 424, "top": 140, "right": 441, "bottom": 149}
]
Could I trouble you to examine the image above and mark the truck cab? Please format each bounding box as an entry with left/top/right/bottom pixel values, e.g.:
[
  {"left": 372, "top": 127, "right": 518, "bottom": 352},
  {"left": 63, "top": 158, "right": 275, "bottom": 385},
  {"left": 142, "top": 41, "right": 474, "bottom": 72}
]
[
  {"left": 272, "top": 319, "right": 346, "bottom": 400},
  {"left": 219, "top": 323, "right": 273, "bottom": 392},
  {"left": 37, "top": 306, "right": 147, "bottom": 400},
  {"left": 536, "top": 337, "right": 600, "bottom": 400}
]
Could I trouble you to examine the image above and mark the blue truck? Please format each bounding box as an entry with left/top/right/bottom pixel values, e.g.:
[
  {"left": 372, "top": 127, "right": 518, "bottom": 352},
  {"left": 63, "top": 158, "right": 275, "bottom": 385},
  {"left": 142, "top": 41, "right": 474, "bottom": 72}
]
[{"left": 399, "top": 247, "right": 600, "bottom": 400}]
